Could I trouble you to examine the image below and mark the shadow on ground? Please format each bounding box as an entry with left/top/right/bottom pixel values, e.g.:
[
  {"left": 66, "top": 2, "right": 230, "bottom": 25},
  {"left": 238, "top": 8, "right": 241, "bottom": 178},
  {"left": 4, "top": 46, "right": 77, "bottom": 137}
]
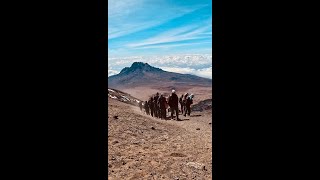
[{"left": 190, "top": 114, "right": 202, "bottom": 117}]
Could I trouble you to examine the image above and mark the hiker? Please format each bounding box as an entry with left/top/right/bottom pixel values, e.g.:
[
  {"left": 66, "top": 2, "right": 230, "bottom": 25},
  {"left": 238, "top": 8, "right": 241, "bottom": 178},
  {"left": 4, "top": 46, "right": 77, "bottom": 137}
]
[
  {"left": 165, "top": 96, "right": 170, "bottom": 117},
  {"left": 159, "top": 94, "right": 167, "bottom": 120},
  {"left": 157, "top": 94, "right": 161, "bottom": 119},
  {"left": 139, "top": 101, "right": 143, "bottom": 112},
  {"left": 153, "top": 93, "right": 159, "bottom": 118},
  {"left": 148, "top": 96, "right": 154, "bottom": 117},
  {"left": 144, "top": 101, "right": 149, "bottom": 115},
  {"left": 167, "top": 95, "right": 171, "bottom": 117},
  {"left": 182, "top": 93, "right": 189, "bottom": 115},
  {"left": 168, "top": 89, "right": 179, "bottom": 120},
  {"left": 179, "top": 94, "right": 184, "bottom": 114},
  {"left": 184, "top": 94, "right": 194, "bottom": 117}
]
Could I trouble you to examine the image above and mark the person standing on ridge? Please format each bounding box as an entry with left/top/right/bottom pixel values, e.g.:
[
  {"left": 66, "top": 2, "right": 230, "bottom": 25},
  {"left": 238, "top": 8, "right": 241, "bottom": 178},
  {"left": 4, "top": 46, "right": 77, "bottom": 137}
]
[
  {"left": 157, "top": 94, "right": 161, "bottom": 119},
  {"left": 139, "top": 101, "right": 143, "bottom": 112},
  {"left": 184, "top": 94, "right": 194, "bottom": 117},
  {"left": 165, "top": 95, "right": 170, "bottom": 117},
  {"left": 179, "top": 94, "right": 184, "bottom": 114},
  {"left": 153, "top": 93, "right": 159, "bottom": 118},
  {"left": 144, "top": 100, "right": 149, "bottom": 115},
  {"left": 167, "top": 94, "right": 171, "bottom": 117},
  {"left": 159, "top": 94, "right": 167, "bottom": 120},
  {"left": 182, "top": 93, "right": 189, "bottom": 115},
  {"left": 148, "top": 97, "right": 154, "bottom": 117},
  {"left": 168, "top": 89, "right": 179, "bottom": 121}
]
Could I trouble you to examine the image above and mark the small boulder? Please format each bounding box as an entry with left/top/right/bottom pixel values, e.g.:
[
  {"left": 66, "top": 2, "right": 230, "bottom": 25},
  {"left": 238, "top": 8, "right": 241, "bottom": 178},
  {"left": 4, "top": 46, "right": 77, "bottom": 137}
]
[{"left": 186, "top": 162, "right": 205, "bottom": 169}]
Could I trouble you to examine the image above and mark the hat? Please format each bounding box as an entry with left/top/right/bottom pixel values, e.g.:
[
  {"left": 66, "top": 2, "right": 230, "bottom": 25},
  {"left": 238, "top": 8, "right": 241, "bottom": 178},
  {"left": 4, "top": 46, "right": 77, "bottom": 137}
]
[{"left": 172, "top": 89, "right": 176, "bottom": 93}]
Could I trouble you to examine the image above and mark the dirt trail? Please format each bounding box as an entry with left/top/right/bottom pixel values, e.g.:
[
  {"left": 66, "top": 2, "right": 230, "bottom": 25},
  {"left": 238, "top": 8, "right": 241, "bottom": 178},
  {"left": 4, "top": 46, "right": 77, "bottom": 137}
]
[
  {"left": 132, "top": 106, "right": 212, "bottom": 147},
  {"left": 108, "top": 99, "right": 212, "bottom": 180}
]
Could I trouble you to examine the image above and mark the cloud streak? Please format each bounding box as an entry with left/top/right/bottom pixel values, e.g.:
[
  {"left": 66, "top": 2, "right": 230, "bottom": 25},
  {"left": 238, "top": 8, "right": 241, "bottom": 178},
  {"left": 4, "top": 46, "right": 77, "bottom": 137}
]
[
  {"left": 108, "top": 0, "right": 212, "bottom": 59},
  {"left": 108, "top": 0, "right": 206, "bottom": 40},
  {"left": 127, "top": 19, "right": 212, "bottom": 48},
  {"left": 160, "top": 66, "right": 212, "bottom": 79}
]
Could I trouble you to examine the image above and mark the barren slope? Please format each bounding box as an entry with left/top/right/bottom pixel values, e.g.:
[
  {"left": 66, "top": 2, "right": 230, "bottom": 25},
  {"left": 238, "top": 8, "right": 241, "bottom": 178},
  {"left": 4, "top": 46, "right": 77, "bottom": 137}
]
[{"left": 108, "top": 98, "right": 212, "bottom": 180}]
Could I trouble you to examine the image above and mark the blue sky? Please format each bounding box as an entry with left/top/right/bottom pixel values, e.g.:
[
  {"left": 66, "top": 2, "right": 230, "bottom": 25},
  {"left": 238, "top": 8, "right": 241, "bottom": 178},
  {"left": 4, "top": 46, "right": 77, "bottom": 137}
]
[{"left": 108, "top": 0, "right": 212, "bottom": 78}]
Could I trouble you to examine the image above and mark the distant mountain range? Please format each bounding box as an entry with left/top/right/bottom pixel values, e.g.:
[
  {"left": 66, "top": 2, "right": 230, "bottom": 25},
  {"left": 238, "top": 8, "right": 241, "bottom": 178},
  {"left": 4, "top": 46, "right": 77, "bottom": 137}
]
[{"left": 108, "top": 62, "right": 212, "bottom": 89}]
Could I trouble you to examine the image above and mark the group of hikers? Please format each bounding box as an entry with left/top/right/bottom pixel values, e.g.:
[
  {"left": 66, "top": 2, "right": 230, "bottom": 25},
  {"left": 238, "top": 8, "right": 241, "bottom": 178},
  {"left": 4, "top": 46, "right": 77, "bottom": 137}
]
[{"left": 138, "top": 89, "right": 194, "bottom": 121}]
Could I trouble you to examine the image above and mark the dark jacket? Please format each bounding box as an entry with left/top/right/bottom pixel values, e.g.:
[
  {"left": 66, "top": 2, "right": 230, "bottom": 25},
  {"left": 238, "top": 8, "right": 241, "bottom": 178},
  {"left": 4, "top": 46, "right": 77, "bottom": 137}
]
[
  {"left": 148, "top": 98, "right": 154, "bottom": 109},
  {"left": 144, "top": 101, "right": 149, "bottom": 109},
  {"left": 154, "top": 95, "right": 159, "bottom": 106},
  {"left": 169, "top": 93, "right": 179, "bottom": 108},
  {"left": 186, "top": 97, "right": 193, "bottom": 106},
  {"left": 179, "top": 96, "right": 183, "bottom": 104},
  {"left": 159, "top": 96, "right": 166, "bottom": 108}
]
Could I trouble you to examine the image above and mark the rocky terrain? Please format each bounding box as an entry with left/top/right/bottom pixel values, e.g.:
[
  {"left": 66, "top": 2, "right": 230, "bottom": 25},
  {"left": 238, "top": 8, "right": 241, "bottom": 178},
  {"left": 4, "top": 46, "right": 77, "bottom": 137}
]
[
  {"left": 108, "top": 88, "right": 142, "bottom": 107},
  {"left": 191, "top": 99, "right": 212, "bottom": 112},
  {"left": 108, "top": 63, "right": 212, "bottom": 179},
  {"left": 108, "top": 97, "right": 212, "bottom": 179}
]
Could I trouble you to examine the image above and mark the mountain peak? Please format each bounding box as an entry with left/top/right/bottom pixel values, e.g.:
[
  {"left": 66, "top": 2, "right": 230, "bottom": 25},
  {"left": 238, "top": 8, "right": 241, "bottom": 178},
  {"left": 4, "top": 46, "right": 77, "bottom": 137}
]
[
  {"left": 119, "top": 62, "right": 162, "bottom": 75},
  {"left": 108, "top": 62, "right": 212, "bottom": 89},
  {"left": 131, "top": 62, "right": 150, "bottom": 69}
]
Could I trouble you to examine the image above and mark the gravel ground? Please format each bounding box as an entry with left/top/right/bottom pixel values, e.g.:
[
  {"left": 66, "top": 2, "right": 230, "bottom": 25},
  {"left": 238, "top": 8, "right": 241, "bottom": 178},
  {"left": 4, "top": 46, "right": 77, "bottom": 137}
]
[{"left": 108, "top": 98, "right": 212, "bottom": 180}]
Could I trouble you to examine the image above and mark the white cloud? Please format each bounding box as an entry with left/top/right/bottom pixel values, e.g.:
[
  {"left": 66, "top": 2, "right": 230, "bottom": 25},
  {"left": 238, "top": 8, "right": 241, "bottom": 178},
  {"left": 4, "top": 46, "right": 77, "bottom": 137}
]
[
  {"left": 160, "top": 66, "right": 212, "bottom": 79},
  {"left": 108, "top": 54, "right": 212, "bottom": 78},
  {"left": 108, "top": 65, "right": 120, "bottom": 76},
  {"left": 131, "top": 41, "right": 212, "bottom": 50},
  {"left": 108, "top": 70, "right": 119, "bottom": 77},
  {"left": 109, "top": 54, "right": 212, "bottom": 68}
]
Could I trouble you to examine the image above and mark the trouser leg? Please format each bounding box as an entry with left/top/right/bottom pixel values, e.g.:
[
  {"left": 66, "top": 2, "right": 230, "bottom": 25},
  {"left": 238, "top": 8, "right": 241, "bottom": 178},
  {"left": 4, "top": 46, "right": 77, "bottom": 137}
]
[
  {"left": 155, "top": 108, "right": 158, "bottom": 117},
  {"left": 171, "top": 107, "right": 174, "bottom": 119},
  {"left": 186, "top": 105, "right": 191, "bottom": 116},
  {"left": 162, "top": 109, "right": 166, "bottom": 119},
  {"left": 175, "top": 107, "right": 179, "bottom": 120}
]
